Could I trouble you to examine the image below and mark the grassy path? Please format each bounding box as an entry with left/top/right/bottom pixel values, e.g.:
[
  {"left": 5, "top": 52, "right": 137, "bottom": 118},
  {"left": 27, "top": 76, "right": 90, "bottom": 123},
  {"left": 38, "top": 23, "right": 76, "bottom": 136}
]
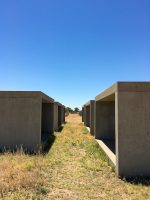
[{"left": 0, "top": 114, "right": 150, "bottom": 199}]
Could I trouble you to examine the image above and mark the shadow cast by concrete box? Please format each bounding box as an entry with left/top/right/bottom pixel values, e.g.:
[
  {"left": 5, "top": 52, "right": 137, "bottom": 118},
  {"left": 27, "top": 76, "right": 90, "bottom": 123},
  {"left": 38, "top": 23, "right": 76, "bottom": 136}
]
[
  {"left": 0, "top": 134, "right": 56, "bottom": 155},
  {"left": 57, "top": 125, "right": 65, "bottom": 132},
  {"left": 124, "top": 177, "right": 150, "bottom": 186},
  {"left": 41, "top": 134, "right": 56, "bottom": 154}
]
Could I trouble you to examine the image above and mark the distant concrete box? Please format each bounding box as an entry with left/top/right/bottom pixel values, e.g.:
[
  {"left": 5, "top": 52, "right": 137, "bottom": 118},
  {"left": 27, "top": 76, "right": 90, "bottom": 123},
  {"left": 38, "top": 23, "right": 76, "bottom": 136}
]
[
  {"left": 58, "top": 104, "right": 63, "bottom": 128},
  {"left": 0, "top": 91, "right": 54, "bottom": 151},
  {"left": 82, "top": 106, "right": 84, "bottom": 122},
  {"left": 95, "top": 82, "right": 150, "bottom": 177},
  {"left": 83, "top": 100, "right": 95, "bottom": 135},
  {"left": 61, "top": 105, "right": 65, "bottom": 124},
  {"left": 54, "top": 102, "right": 59, "bottom": 131},
  {"left": 63, "top": 106, "right": 65, "bottom": 123},
  {"left": 54, "top": 102, "right": 65, "bottom": 131}
]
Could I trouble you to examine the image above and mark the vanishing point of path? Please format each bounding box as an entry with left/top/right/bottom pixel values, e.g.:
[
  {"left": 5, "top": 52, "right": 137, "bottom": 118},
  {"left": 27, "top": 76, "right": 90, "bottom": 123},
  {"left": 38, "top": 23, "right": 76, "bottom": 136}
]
[{"left": 0, "top": 114, "right": 150, "bottom": 199}]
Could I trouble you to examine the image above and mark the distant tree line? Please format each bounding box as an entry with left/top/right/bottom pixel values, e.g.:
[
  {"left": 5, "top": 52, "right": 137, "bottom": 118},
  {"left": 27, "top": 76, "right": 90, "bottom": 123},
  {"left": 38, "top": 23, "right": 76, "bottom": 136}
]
[{"left": 65, "top": 107, "right": 81, "bottom": 114}]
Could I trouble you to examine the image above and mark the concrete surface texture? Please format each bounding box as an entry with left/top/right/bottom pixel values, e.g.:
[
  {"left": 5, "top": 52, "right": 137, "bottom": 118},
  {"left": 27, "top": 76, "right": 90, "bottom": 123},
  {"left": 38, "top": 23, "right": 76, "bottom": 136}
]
[
  {"left": 54, "top": 102, "right": 62, "bottom": 131},
  {"left": 61, "top": 105, "right": 65, "bottom": 124},
  {"left": 83, "top": 100, "right": 95, "bottom": 135},
  {"left": 84, "top": 104, "right": 90, "bottom": 127},
  {"left": 90, "top": 100, "right": 95, "bottom": 135},
  {"left": 95, "top": 82, "right": 150, "bottom": 177},
  {"left": 58, "top": 105, "right": 62, "bottom": 128},
  {"left": 0, "top": 91, "right": 54, "bottom": 152},
  {"left": 54, "top": 102, "right": 59, "bottom": 131},
  {"left": 53, "top": 102, "right": 66, "bottom": 132}
]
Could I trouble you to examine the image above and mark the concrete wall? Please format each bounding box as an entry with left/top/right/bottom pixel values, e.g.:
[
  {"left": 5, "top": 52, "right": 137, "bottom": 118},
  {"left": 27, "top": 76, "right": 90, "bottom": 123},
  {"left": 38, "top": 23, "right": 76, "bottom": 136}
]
[
  {"left": 0, "top": 97, "right": 41, "bottom": 151},
  {"left": 61, "top": 106, "right": 65, "bottom": 124},
  {"left": 90, "top": 100, "right": 95, "bottom": 135},
  {"left": 54, "top": 103, "right": 59, "bottom": 131},
  {"left": 83, "top": 106, "right": 86, "bottom": 124},
  {"left": 41, "top": 103, "right": 54, "bottom": 134},
  {"left": 85, "top": 105, "right": 90, "bottom": 127},
  {"left": 116, "top": 91, "right": 150, "bottom": 177},
  {"left": 0, "top": 92, "right": 55, "bottom": 152},
  {"left": 95, "top": 82, "right": 150, "bottom": 177},
  {"left": 58, "top": 105, "right": 62, "bottom": 128},
  {"left": 95, "top": 101, "right": 115, "bottom": 140},
  {"left": 83, "top": 101, "right": 95, "bottom": 135},
  {"left": 54, "top": 103, "right": 65, "bottom": 131}
]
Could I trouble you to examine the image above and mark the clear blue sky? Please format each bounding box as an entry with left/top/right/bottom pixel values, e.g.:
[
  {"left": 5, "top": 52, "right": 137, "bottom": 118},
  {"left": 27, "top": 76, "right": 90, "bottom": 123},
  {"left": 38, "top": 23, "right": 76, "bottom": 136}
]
[{"left": 0, "top": 0, "right": 150, "bottom": 109}]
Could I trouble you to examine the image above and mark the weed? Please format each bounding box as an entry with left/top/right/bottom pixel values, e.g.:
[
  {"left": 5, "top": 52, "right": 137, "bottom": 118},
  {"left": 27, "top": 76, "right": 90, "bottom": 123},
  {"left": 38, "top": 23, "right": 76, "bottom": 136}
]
[{"left": 36, "top": 186, "right": 48, "bottom": 195}]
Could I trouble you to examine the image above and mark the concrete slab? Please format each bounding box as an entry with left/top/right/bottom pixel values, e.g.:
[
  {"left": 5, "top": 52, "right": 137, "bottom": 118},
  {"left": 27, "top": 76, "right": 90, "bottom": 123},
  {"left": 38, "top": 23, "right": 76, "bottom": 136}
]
[
  {"left": 96, "top": 139, "right": 116, "bottom": 166},
  {"left": 86, "top": 126, "right": 90, "bottom": 132}
]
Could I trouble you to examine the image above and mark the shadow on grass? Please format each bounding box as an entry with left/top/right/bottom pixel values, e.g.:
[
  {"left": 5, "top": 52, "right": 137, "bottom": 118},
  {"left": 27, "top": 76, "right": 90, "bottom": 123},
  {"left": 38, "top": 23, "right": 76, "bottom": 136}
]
[
  {"left": 0, "top": 133, "right": 56, "bottom": 155},
  {"left": 57, "top": 124, "right": 65, "bottom": 132},
  {"left": 123, "top": 177, "right": 150, "bottom": 186},
  {"left": 42, "top": 134, "right": 56, "bottom": 154}
]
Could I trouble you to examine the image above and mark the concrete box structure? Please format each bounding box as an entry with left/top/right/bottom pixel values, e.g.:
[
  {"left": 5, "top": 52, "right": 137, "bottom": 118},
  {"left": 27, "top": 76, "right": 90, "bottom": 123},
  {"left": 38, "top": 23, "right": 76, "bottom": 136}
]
[
  {"left": 62, "top": 105, "right": 65, "bottom": 124},
  {"left": 83, "top": 104, "right": 90, "bottom": 127},
  {"left": 95, "top": 82, "right": 150, "bottom": 177},
  {"left": 0, "top": 91, "right": 54, "bottom": 151},
  {"left": 54, "top": 102, "right": 65, "bottom": 131},
  {"left": 83, "top": 100, "right": 95, "bottom": 135},
  {"left": 54, "top": 102, "right": 59, "bottom": 131}
]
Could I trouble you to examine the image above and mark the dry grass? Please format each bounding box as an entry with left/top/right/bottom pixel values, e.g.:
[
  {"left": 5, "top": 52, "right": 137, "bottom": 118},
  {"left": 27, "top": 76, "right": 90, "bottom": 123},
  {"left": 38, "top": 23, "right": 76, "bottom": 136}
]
[
  {"left": 0, "top": 114, "right": 150, "bottom": 199},
  {"left": 66, "top": 114, "right": 81, "bottom": 124}
]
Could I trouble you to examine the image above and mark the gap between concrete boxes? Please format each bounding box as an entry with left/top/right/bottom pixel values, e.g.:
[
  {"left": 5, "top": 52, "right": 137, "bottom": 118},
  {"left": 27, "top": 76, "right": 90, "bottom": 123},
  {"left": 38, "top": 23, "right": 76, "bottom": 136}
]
[{"left": 0, "top": 91, "right": 65, "bottom": 152}]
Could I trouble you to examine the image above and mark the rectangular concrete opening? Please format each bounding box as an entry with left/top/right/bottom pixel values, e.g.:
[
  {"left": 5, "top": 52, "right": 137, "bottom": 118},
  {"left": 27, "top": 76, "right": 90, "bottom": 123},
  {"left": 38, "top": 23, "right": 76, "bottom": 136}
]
[
  {"left": 41, "top": 102, "right": 54, "bottom": 142},
  {"left": 95, "top": 93, "right": 116, "bottom": 165}
]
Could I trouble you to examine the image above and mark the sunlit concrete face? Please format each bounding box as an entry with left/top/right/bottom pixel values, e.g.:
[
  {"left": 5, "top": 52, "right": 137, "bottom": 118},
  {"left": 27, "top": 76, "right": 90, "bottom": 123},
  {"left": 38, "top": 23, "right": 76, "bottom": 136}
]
[
  {"left": 95, "top": 82, "right": 150, "bottom": 178},
  {"left": 0, "top": 91, "right": 54, "bottom": 152},
  {"left": 90, "top": 100, "right": 95, "bottom": 135},
  {"left": 54, "top": 102, "right": 59, "bottom": 131}
]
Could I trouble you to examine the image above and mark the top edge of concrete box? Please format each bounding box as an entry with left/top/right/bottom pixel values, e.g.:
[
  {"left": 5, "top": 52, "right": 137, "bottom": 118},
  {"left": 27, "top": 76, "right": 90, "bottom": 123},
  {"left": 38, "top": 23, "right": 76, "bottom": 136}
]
[
  {"left": 95, "top": 82, "right": 150, "bottom": 101},
  {"left": 84, "top": 100, "right": 95, "bottom": 106},
  {"left": 0, "top": 91, "right": 54, "bottom": 103},
  {"left": 55, "top": 101, "right": 62, "bottom": 106}
]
